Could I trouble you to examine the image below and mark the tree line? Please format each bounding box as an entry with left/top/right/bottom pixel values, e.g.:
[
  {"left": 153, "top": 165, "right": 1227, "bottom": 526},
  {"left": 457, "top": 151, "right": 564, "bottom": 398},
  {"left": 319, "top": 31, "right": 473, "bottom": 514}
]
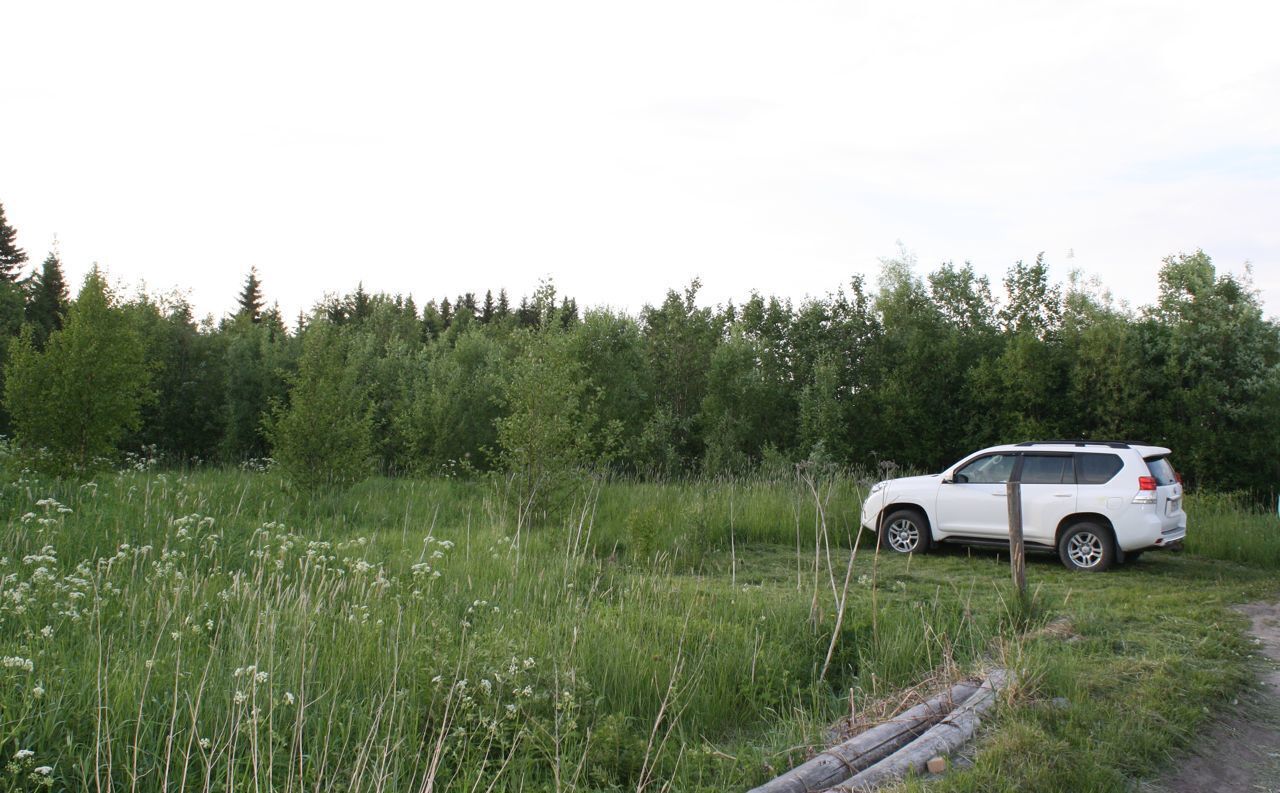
[{"left": 0, "top": 201, "right": 1277, "bottom": 498}]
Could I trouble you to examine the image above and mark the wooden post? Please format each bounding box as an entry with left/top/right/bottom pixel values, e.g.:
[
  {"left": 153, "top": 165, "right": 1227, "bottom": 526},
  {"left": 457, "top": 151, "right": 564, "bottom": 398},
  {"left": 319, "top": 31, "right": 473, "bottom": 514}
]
[{"left": 1006, "top": 481, "right": 1026, "bottom": 598}]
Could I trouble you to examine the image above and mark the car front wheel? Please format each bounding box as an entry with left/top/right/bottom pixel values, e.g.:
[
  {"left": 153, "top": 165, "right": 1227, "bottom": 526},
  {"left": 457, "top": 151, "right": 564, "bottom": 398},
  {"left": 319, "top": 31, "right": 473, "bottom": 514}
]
[
  {"left": 879, "top": 509, "right": 931, "bottom": 555},
  {"left": 1058, "top": 522, "right": 1115, "bottom": 571}
]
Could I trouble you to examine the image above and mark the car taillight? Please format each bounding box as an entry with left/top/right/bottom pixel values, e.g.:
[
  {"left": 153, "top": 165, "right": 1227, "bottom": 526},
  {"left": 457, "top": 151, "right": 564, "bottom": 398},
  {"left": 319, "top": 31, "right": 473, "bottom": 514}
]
[
  {"left": 1175, "top": 472, "right": 1182, "bottom": 485},
  {"left": 1133, "top": 475, "right": 1158, "bottom": 504}
]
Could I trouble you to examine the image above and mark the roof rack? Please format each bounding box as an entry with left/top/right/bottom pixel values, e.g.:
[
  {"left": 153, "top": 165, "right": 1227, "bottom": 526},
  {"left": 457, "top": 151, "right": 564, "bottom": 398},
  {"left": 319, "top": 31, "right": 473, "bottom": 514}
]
[{"left": 1015, "top": 440, "right": 1135, "bottom": 449}]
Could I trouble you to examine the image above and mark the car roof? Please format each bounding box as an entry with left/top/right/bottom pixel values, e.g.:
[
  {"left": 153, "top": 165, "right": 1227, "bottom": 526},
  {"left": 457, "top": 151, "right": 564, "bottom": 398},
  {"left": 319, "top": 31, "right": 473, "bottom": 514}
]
[{"left": 975, "top": 441, "right": 1172, "bottom": 458}]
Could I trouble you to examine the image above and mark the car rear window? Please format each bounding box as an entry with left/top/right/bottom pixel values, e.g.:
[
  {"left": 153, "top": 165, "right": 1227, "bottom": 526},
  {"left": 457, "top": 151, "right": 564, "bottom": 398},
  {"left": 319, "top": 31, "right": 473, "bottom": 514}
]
[
  {"left": 1020, "top": 455, "right": 1074, "bottom": 484},
  {"left": 1076, "top": 453, "right": 1123, "bottom": 485},
  {"left": 1145, "top": 456, "right": 1178, "bottom": 486}
]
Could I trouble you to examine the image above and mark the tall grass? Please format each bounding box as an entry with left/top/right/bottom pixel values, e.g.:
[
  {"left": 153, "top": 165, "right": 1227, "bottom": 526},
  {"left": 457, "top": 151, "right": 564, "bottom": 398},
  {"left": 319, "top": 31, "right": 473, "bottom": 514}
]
[
  {"left": 1183, "top": 491, "right": 1280, "bottom": 569},
  {"left": 0, "top": 465, "right": 1275, "bottom": 791},
  {"left": 0, "top": 466, "right": 988, "bottom": 791}
]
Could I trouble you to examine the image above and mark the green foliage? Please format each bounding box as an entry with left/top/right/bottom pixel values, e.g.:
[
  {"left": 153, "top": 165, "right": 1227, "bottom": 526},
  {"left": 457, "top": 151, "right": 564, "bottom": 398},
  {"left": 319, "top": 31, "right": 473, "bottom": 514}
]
[
  {"left": 236, "top": 266, "right": 264, "bottom": 322},
  {"left": 126, "top": 298, "right": 227, "bottom": 462},
  {"left": 1139, "top": 251, "right": 1280, "bottom": 491},
  {"left": 0, "top": 201, "right": 27, "bottom": 283},
  {"left": 221, "top": 313, "right": 292, "bottom": 460},
  {"left": 0, "top": 209, "right": 1274, "bottom": 492},
  {"left": 396, "top": 328, "right": 507, "bottom": 473},
  {"left": 3, "top": 270, "right": 149, "bottom": 471},
  {"left": 640, "top": 280, "right": 722, "bottom": 466},
  {"left": 266, "top": 322, "right": 373, "bottom": 491},
  {"left": 496, "top": 329, "right": 606, "bottom": 529},
  {"left": 23, "top": 251, "right": 68, "bottom": 348},
  {"left": 701, "top": 329, "right": 790, "bottom": 474}
]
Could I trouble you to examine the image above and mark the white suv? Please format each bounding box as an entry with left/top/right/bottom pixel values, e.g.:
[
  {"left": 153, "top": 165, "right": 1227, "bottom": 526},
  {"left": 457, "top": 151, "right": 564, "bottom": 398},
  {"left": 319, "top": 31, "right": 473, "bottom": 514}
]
[{"left": 859, "top": 441, "right": 1187, "bottom": 571}]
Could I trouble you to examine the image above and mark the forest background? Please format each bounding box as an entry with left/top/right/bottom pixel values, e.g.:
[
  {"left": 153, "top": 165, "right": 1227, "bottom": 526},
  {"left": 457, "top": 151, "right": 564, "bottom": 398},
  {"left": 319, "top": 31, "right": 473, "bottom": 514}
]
[{"left": 0, "top": 199, "right": 1275, "bottom": 506}]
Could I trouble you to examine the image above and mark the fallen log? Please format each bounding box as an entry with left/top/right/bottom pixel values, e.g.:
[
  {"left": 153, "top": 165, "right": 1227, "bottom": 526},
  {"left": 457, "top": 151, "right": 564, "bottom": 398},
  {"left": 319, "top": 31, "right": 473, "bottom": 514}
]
[
  {"left": 748, "top": 680, "right": 981, "bottom": 793},
  {"left": 827, "top": 668, "right": 1009, "bottom": 792}
]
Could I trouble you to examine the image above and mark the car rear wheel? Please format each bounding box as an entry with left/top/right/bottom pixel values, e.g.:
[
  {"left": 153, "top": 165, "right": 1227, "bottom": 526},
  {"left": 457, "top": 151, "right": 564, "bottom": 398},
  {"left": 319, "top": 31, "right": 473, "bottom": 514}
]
[
  {"left": 1058, "top": 522, "right": 1115, "bottom": 571},
  {"left": 879, "top": 509, "right": 931, "bottom": 555}
]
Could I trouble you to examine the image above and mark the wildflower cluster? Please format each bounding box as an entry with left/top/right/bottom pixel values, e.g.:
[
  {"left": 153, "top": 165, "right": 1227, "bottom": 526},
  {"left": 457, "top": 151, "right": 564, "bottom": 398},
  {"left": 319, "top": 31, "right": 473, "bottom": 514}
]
[
  {"left": 18, "top": 497, "right": 72, "bottom": 530},
  {"left": 4, "top": 748, "right": 53, "bottom": 788},
  {"left": 1, "top": 545, "right": 95, "bottom": 626}
]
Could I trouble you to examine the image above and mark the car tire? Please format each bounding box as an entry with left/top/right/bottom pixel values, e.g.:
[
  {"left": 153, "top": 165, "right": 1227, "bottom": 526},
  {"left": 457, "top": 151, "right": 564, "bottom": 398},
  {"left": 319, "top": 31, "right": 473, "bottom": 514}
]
[
  {"left": 879, "top": 509, "right": 931, "bottom": 555},
  {"left": 1058, "top": 522, "right": 1115, "bottom": 572}
]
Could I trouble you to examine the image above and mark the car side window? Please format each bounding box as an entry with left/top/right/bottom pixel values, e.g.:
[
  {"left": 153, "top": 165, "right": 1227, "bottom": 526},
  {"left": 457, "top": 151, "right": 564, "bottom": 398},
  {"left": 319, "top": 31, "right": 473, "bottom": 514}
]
[
  {"left": 1076, "top": 453, "right": 1123, "bottom": 485},
  {"left": 954, "top": 454, "right": 1015, "bottom": 484},
  {"left": 1020, "top": 454, "right": 1074, "bottom": 484}
]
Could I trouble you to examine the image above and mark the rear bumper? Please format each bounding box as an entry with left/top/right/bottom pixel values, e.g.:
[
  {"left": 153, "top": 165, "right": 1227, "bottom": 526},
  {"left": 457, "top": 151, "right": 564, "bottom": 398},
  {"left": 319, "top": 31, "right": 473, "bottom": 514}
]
[{"left": 1115, "top": 511, "right": 1186, "bottom": 551}]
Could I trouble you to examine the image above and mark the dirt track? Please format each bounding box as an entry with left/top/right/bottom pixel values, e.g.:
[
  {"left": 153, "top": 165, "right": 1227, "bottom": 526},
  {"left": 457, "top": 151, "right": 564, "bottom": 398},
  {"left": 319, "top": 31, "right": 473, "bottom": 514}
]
[{"left": 1146, "top": 600, "right": 1280, "bottom": 793}]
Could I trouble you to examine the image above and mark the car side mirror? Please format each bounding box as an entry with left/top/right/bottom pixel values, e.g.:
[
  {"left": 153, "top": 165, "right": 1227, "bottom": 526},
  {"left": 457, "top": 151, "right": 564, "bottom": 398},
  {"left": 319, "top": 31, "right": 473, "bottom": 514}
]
[{"left": 941, "top": 477, "right": 954, "bottom": 484}]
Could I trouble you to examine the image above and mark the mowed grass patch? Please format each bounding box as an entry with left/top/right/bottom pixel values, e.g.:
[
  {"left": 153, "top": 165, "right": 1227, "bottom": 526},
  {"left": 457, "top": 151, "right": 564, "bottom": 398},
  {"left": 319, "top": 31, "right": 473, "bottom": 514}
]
[{"left": 0, "top": 467, "right": 1274, "bottom": 792}]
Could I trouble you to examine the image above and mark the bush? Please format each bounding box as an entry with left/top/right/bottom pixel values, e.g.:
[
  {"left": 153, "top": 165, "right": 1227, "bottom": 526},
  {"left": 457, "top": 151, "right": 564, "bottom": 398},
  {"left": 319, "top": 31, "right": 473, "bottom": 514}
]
[
  {"left": 3, "top": 270, "right": 149, "bottom": 473},
  {"left": 265, "top": 323, "right": 373, "bottom": 492}
]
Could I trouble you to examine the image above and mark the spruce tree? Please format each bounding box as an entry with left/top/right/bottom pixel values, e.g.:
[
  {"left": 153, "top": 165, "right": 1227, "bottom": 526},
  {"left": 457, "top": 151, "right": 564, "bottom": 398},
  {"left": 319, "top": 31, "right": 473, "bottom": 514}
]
[
  {"left": 25, "top": 251, "right": 70, "bottom": 346},
  {"left": 481, "top": 290, "right": 495, "bottom": 324},
  {"left": 421, "top": 300, "right": 444, "bottom": 340},
  {"left": 352, "top": 283, "right": 371, "bottom": 323},
  {"left": 237, "top": 267, "right": 265, "bottom": 322},
  {"left": 496, "top": 289, "right": 511, "bottom": 319},
  {"left": 0, "top": 202, "right": 28, "bottom": 283}
]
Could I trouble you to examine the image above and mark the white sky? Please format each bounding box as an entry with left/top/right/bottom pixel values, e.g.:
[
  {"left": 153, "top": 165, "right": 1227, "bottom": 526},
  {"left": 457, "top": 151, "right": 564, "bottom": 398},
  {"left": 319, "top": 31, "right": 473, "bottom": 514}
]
[{"left": 2, "top": 0, "right": 1278, "bottom": 321}]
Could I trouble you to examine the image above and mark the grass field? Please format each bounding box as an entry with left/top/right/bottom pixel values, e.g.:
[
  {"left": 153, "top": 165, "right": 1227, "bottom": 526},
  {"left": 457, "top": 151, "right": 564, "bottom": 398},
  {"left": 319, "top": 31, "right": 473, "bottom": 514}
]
[{"left": 0, "top": 466, "right": 1276, "bottom": 791}]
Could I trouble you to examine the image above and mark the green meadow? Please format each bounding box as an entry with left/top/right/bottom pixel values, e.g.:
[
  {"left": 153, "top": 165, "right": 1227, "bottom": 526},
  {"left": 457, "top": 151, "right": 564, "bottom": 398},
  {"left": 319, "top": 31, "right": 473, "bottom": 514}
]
[{"left": 1, "top": 467, "right": 1276, "bottom": 792}]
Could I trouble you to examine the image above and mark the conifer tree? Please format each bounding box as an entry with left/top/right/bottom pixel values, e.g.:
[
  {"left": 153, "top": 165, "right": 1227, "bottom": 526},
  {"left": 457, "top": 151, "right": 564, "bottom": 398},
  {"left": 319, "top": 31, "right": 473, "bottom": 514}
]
[
  {"left": 352, "top": 282, "right": 371, "bottom": 323},
  {"left": 496, "top": 289, "right": 511, "bottom": 320},
  {"left": 421, "top": 300, "right": 444, "bottom": 340},
  {"left": 0, "top": 202, "right": 27, "bottom": 283},
  {"left": 25, "top": 251, "right": 70, "bottom": 346},
  {"left": 237, "top": 267, "right": 265, "bottom": 322},
  {"left": 481, "top": 290, "right": 495, "bottom": 323}
]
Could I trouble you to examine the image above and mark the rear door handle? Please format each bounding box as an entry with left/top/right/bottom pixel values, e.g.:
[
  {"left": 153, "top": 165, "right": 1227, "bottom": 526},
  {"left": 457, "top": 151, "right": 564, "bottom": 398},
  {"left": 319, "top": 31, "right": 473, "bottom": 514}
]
[{"left": 1054, "top": 494, "right": 1071, "bottom": 498}]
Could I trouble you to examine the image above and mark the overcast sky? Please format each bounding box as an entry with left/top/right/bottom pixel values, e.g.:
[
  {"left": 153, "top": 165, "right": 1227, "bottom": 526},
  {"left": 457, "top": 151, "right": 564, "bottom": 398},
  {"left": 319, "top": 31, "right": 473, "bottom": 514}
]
[{"left": 2, "top": 0, "right": 1277, "bottom": 321}]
